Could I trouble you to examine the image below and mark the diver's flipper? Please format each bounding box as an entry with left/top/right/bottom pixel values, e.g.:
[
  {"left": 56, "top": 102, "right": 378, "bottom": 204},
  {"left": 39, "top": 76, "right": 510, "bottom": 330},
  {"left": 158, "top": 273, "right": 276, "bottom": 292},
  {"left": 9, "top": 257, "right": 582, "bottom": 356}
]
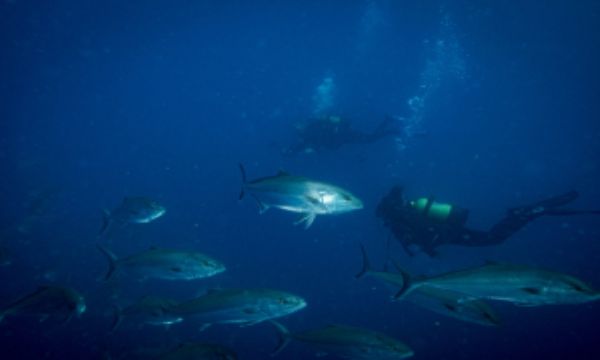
[
  {"left": 294, "top": 213, "right": 316, "bottom": 229},
  {"left": 510, "top": 191, "right": 579, "bottom": 217}
]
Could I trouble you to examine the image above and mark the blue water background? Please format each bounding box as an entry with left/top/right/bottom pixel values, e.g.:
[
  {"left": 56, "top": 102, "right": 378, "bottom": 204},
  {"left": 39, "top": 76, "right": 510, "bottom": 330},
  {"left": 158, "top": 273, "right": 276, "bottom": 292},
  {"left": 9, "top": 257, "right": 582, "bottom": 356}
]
[{"left": 1, "top": 1, "right": 600, "bottom": 359}]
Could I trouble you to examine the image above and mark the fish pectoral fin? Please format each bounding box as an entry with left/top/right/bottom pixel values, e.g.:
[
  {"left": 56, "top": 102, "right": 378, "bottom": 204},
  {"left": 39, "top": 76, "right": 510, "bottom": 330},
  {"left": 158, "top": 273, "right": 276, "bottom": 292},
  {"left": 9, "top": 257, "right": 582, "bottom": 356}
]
[
  {"left": 240, "top": 320, "right": 261, "bottom": 327},
  {"left": 294, "top": 213, "right": 316, "bottom": 229},
  {"left": 250, "top": 195, "right": 269, "bottom": 214}
]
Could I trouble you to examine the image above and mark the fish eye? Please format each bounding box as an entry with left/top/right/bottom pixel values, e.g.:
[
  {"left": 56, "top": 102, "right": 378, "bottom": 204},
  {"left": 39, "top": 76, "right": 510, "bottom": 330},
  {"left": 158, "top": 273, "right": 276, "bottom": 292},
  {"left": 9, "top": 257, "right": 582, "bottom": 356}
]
[{"left": 342, "top": 194, "right": 352, "bottom": 201}]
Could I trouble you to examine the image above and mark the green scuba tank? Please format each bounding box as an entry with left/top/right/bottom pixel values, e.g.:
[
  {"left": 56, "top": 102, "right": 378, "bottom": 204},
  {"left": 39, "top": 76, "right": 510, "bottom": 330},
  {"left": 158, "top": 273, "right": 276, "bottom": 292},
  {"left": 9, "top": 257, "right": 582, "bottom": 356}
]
[{"left": 411, "top": 198, "right": 453, "bottom": 222}]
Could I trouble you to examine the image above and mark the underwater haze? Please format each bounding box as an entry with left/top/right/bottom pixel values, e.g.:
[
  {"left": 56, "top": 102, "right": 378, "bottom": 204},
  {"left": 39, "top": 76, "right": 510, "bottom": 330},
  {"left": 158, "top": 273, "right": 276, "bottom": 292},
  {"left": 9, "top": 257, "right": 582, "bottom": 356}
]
[{"left": 1, "top": 1, "right": 600, "bottom": 359}]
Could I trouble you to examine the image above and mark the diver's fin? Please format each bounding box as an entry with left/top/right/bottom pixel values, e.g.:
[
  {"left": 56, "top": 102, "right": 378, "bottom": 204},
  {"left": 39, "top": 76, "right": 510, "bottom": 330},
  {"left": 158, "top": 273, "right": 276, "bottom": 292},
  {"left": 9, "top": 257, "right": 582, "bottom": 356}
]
[
  {"left": 110, "top": 305, "right": 123, "bottom": 332},
  {"left": 99, "top": 209, "right": 111, "bottom": 236},
  {"left": 355, "top": 244, "right": 372, "bottom": 279},
  {"left": 270, "top": 320, "right": 291, "bottom": 356},
  {"left": 96, "top": 244, "right": 118, "bottom": 281},
  {"left": 238, "top": 163, "right": 247, "bottom": 200},
  {"left": 294, "top": 212, "right": 316, "bottom": 229}
]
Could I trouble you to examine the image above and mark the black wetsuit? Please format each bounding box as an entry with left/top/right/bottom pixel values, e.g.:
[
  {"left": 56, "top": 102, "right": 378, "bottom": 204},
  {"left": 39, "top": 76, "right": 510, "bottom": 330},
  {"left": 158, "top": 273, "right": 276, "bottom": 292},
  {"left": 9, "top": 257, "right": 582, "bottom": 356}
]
[
  {"left": 376, "top": 186, "right": 600, "bottom": 257},
  {"left": 284, "top": 116, "right": 402, "bottom": 156}
]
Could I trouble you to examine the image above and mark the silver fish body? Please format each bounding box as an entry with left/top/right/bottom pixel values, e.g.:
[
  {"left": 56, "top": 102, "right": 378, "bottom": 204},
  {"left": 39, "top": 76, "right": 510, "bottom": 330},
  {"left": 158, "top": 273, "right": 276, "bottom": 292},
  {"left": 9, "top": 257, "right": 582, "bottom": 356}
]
[
  {"left": 97, "top": 245, "right": 225, "bottom": 281},
  {"left": 170, "top": 288, "right": 306, "bottom": 329},
  {"left": 99, "top": 197, "right": 165, "bottom": 235},
  {"left": 0, "top": 286, "right": 86, "bottom": 323},
  {"left": 395, "top": 262, "right": 600, "bottom": 306},
  {"left": 271, "top": 322, "right": 413, "bottom": 359},
  {"left": 239, "top": 165, "right": 362, "bottom": 228}
]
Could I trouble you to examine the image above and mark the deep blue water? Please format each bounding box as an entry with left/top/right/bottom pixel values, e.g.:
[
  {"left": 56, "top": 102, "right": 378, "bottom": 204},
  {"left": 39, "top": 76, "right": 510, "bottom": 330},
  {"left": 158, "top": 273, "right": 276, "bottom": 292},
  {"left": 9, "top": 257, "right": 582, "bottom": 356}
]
[{"left": 1, "top": 1, "right": 600, "bottom": 359}]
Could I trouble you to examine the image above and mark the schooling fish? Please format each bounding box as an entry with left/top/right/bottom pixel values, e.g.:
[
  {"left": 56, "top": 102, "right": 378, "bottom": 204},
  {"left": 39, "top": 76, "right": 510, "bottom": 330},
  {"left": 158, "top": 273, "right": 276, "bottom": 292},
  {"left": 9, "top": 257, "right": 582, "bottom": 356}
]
[
  {"left": 99, "top": 196, "right": 166, "bottom": 235},
  {"left": 170, "top": 288, "right": 306, "bottom": 330},
  {"left": 239, "top": 164, "right": 363, "bottom": 228},
  {"left": 393, "top": 261, "right": 600, "bottom": 306},
  {"left": 271, "top": 321, "right": 414, "bottom": 359},
  {"left": 0, "top": 285, "right": 86, "bottom": 324},
  {"left": 355, "top": 244, "right": 499, "bottom": 327},
  {"left": 97, "top": 245, "right": 225, "bottom": 281},
  {"left": 111, "top": 296, "right": 183, "bottom": 331}
]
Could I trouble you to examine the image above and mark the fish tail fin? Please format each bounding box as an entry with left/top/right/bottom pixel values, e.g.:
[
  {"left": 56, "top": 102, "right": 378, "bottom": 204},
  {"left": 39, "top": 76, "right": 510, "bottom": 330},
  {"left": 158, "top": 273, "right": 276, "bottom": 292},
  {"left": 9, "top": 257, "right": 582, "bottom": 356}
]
[
  {"left": 391, "top": 260, "right": 416, "bottom": 300},
  {"left": 355, "top": 243, "right": 373, "bottom": 279},
  {"left": 238, "top": 163, "right": 247, "bottom": 200},
  {"left": 97, "top": 244, "right": 118, "bottom": 281},
  {"left": 99, "top": 209, "right": 111, "bottom": 236},
  {"left": 110, "top": 305, "right": 122, "bottom": 332},
  {"left": 270, "top": 320, "right": 291, "bottom": 356}
]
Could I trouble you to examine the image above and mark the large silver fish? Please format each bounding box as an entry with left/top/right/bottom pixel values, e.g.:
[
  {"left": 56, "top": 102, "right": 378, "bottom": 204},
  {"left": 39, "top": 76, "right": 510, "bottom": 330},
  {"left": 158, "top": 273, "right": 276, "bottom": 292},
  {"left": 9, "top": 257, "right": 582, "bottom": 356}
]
[
  {"left": 0, "top": 286, "right": 86, "bottom": 323},
  {"left": 97, "top": 245, "right": 225, "bottom": 281},
  {"left": 394, "top": 261, "right": 600, "bottom": 306},
  {"left": 111, "top": 296, "right": 183, "bottom": 331},
  {"left": 170, "top": 288, "right": 306, "bottom": 330},
  {"left": 239, "top": 164, "right": 363, "bottom": 228},
  {"left": 99, "top": 196, "right": 166, "bottom": 235},
  {"left": 156, "top": 342, "right": 237, "bottom": 360},
  {"left": 355, "top": 245, "right": 500, "bottom": 327},
  {"left": 271, "top": 321, "right": 414, "bottom": 359}
]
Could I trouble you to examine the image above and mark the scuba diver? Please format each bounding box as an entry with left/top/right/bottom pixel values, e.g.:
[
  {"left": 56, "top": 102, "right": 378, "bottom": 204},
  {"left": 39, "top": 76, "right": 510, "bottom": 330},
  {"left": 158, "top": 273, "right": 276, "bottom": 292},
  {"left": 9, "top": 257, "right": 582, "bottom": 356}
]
[
  {"left": 283, "top": 115, "right": 405, "bottom": 156},
  {"left": 376, "top": 186, "right": 600, "bottom": 257}
]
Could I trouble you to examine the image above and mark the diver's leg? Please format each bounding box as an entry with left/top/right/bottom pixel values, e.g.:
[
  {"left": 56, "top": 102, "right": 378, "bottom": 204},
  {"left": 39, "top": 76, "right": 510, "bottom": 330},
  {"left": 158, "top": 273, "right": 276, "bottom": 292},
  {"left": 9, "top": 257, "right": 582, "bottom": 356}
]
[
  {"left": 368, "top": 116, "right": 403, "bottom": 142},
  {"left": 542, "top": 208, "right": 600, "bottom": 216},
  {"left": 508, "top": 191, "right": 579, "bottom": 218},
  {"left": 485, "top": 191, "right": 590, "bottom": 244}
]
